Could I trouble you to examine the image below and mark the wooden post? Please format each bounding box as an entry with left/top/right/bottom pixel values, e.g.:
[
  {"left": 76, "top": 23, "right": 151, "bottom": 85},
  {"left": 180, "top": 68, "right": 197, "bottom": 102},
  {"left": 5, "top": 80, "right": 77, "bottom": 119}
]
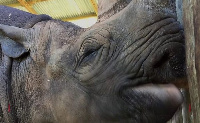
[
  {"left": 166, "top": 1, "right": 192, "bottom": 122},
  {"left": 183, "top": 0, "right": 200, "bottom": 122}
]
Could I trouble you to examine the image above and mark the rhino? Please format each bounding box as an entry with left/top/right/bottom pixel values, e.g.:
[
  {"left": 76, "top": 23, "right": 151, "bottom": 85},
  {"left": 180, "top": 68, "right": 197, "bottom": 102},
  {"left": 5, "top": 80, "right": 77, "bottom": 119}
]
[{"left": 0, "top": 0, "right": 187, "bottom": 123}]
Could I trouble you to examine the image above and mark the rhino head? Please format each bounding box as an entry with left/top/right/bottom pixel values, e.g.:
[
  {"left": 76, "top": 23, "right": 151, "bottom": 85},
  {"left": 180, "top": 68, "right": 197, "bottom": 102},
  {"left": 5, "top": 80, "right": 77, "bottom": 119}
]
[{"left": 0, "top": 0, "right": 186, "bottom": 122}]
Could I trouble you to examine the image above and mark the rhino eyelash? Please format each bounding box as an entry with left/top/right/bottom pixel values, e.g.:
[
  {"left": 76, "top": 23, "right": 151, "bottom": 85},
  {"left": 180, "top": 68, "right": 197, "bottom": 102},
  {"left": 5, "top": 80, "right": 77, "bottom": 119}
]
[
  {"left": 84, "top": 49, "right": 97, "bottom": 58},
  {"left": 79, "top": 47, "right": 100, "bottom": 65}
]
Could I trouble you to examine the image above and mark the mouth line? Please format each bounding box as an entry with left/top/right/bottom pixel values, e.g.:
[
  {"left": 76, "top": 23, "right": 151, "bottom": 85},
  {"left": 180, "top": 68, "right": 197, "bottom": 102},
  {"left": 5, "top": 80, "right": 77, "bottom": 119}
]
[
  {"left": 120, "top": 62, "right": 185, "bottom": 94},
  {"left": 118, "top": 76, "right": 169, "bottom": 95}
]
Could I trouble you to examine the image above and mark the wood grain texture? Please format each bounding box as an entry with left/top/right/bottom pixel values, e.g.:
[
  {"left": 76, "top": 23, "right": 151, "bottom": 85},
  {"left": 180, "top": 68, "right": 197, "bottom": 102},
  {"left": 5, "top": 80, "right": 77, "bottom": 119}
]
[{"left": 183, "top": 0, "right": 200, "bottom": 122}]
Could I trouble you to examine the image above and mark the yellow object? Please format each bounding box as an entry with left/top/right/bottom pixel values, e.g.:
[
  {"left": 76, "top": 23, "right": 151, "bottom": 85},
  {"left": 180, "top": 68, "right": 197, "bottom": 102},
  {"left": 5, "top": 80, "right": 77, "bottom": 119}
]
[
  {"left": 17, "top": 0, "right": 37, "bottom": 14},
  {"left": 1, "top": 0, "right": 98, "bottom": 28},
  {"left": 89, "top": 0, "right": 98, "bottom": 15}
]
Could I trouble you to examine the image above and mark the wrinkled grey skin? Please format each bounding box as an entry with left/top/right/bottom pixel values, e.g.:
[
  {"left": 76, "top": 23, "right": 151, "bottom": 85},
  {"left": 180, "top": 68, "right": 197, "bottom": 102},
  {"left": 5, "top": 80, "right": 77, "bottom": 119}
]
[{"left": 0, "top": 0, "right": 186, "bottom": 123}]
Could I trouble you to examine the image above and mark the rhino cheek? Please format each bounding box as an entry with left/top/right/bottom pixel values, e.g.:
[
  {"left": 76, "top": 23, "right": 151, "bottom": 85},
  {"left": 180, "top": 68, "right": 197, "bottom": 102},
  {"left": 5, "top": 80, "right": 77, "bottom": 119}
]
[
  {"left": 46, "top": 60, "right": 63, "bottom": 79},
  {"left": 46, "top": 49, "right": 70, "bottom": 79},
  {"left": 46, "top": 80, "right": 92, "bottom": 123}
]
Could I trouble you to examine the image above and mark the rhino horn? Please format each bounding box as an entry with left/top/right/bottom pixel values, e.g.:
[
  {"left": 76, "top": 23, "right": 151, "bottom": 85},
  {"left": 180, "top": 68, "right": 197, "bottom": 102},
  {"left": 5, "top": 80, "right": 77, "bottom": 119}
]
[
  {"left": 97, "top": 0, "right": 176, "bottom": 22},
  {"left": 98, "top": 0, "right": 118, "bottom": 15},
  {"left": 97, "top": 0, "right": 131, "bottom": 21}
]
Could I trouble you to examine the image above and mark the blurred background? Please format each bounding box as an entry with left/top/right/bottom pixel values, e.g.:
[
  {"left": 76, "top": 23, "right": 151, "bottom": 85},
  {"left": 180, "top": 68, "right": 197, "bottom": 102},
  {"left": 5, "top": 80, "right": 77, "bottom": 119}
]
[{"left": 0, "top": 0, "right": 98, "bottom": 28}]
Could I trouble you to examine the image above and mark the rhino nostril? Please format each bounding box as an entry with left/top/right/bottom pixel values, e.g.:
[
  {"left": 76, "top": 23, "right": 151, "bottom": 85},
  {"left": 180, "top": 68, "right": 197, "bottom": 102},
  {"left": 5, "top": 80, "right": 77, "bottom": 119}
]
[
  {"left": 169, "top": 52, "right": 186, "bottom": 77},
  {"left": 152, "top": 47, "right": 185, "bottom": 78},
  {"left": 153, "top": 52, "right": 170, "bottom": 68}
]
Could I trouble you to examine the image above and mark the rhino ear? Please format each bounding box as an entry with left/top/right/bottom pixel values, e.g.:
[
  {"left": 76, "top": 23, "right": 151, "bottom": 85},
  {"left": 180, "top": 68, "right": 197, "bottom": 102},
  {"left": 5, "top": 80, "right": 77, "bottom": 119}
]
[
  {"left": 0, "top": 24, "right": 29, "bottom": 43},
  {"left": 0, "top": 37, "right": 28, "bottom": 58},
  {"left": 0, "top": 24, "right": 30, "bottom": 58}
]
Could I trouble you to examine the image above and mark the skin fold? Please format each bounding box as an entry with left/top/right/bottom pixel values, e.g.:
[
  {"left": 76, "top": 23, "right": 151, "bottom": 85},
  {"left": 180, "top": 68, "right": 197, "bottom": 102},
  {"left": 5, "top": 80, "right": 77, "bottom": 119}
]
[{"left": 0, "top": 0, "right": 187, "bottom": 123}]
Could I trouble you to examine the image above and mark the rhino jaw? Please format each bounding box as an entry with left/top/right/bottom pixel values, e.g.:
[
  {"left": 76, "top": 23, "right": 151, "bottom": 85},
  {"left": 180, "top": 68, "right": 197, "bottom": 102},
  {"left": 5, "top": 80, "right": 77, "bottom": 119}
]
[{"left": 121, "top": 83, "right": 183, "bottom": 123}]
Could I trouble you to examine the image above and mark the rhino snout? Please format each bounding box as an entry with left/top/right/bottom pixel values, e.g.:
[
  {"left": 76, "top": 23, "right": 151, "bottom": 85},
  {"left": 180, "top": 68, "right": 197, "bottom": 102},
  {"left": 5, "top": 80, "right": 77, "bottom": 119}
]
[
  {"left": 119, "top": 41, "right": 186, "bottom": 123},
  {"left": 147, "top": 41, "right": 186, "bottom": 85}
]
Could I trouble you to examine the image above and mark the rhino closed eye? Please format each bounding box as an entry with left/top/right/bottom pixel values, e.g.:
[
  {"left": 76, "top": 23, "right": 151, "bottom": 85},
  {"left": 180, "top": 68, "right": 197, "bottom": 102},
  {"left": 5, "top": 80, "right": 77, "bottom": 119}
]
[
  {"left": 77, "top": 39, "right": 102, "bottom": 68},
  {"left": 80, "top": 48, "right": 99, "bottom": 66}
]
